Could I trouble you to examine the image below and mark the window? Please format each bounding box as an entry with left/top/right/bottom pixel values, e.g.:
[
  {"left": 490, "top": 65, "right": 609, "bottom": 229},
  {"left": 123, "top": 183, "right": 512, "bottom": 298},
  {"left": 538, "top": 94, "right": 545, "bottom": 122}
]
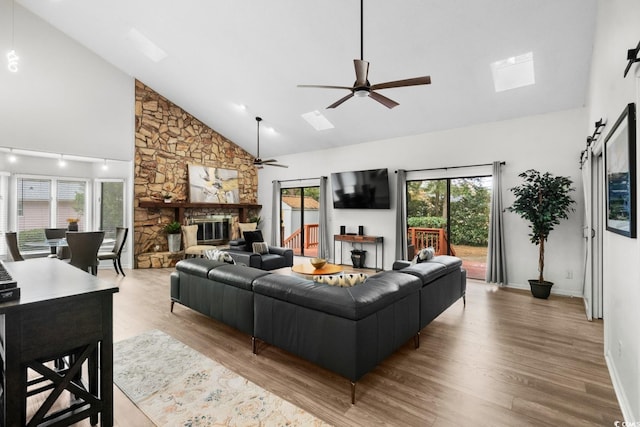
[
  {"left": 280, "top": 187, "right": 321, "bottom": 256},
  {"left": 96, "top": 180, "right": 125, "bottom": 239},
  {"left": 57, "top": 180, "right": 86, "bottom": 229},
  {"left": 16, "top": 176, "right": 88, "bottom": 253}
]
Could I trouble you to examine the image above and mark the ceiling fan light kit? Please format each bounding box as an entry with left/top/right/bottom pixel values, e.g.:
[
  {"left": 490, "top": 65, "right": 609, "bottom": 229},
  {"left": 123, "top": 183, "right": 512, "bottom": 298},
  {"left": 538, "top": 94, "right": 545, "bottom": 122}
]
[
  {"left": 253, "top": 117, "right": 288, "bottom": 168},
  {"left": 298, "top": 0, "right": 431, "bottom": 109}
]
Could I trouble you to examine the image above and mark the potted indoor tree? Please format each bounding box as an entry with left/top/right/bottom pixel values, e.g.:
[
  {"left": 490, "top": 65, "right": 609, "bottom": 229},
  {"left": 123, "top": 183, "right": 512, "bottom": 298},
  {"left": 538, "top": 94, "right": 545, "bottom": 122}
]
[
  {"left": 507, "top": 169, "right": 575, "bottom": 299},
  {"left": 164, "top": 221, "right": 182, "bottom": 252}
]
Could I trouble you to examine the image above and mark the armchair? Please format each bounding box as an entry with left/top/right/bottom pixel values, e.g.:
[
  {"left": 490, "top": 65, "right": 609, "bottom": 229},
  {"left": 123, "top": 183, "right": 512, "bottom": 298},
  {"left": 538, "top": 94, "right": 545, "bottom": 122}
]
[{"left": 224, "top": 230, "right": 293, "bottom": 271}]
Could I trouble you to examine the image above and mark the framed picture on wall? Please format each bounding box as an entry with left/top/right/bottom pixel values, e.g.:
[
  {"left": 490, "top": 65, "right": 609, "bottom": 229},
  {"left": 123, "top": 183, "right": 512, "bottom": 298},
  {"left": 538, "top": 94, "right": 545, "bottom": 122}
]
[
  {"left": 604, "top": 102, "right": 636, "bottom": 238},
  {"left": 187, "top": 164, "right": 239, "bottom": 203}
]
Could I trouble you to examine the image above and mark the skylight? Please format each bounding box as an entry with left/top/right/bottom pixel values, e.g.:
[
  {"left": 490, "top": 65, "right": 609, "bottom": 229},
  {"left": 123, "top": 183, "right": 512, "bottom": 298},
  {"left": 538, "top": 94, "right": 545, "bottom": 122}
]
[
  {"left": 301, "top": 111, "right": 334, "bottom": 131},
  {"left": 126, "top": 28, "right": 168, "bottom": 63},
  {"left": 490, "top": 52, "right": 535, "bottom": 92}
]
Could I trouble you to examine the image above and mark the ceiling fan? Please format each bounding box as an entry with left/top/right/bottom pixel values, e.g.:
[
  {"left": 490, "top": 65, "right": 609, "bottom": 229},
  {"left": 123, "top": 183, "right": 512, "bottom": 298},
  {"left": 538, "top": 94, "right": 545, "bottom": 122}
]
[
  {"left": 297, "top": 0, "right": 431, "bottom": 109},
  {"left": 253, "top": 117, "right": 288, "bottom": 168}
]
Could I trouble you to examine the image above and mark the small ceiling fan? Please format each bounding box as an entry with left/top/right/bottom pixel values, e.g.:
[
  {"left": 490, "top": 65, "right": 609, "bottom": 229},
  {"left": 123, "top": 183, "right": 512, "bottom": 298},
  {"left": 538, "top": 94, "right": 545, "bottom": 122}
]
[
  {"left": 253, "top": 117, "right": 288, "bottom": 168},
  {"left": 298, "top": 0, "right": 431, "bottom": 109}
]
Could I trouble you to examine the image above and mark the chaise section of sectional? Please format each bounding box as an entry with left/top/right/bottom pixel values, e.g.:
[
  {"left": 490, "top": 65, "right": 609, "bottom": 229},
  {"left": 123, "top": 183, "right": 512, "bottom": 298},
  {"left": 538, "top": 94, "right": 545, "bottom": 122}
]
[
  {"left": 393, "top": 255, "right": 467, "bottom": 331},
  {"left": 170, "top": 258, "right": 269, "bottom": 337},
  {"left": 251, "top": 270, "right": 422, "bottom": 404}
]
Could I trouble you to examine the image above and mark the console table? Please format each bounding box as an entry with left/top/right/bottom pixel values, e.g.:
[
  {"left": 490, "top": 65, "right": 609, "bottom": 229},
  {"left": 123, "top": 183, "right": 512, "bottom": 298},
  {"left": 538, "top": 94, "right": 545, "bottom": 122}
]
[
  {"left": 334, "top": 234, "right": 384, "bottom": 271},
  {"left": 0, "top": 258, "right": 119, "bottom": 426}
]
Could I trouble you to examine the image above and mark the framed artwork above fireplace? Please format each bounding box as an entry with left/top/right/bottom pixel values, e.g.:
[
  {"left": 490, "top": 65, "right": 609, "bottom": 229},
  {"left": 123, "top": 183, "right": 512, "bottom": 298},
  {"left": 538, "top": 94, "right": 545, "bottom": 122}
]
[{"left": 188, "top": 164, "right": 239, "bottom": 203}]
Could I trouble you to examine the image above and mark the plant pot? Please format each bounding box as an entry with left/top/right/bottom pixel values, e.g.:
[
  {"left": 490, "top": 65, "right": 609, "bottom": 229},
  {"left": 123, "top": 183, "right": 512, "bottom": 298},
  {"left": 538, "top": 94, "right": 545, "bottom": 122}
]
[
  {"left": 167, "top": 234, "right": 181, "bottom": 253},
  {"left": 528, "top": 279, "right": 553, "bottom": 299},
  {"left": 67, "top": 222, "right": 78, "bottom": 231}
]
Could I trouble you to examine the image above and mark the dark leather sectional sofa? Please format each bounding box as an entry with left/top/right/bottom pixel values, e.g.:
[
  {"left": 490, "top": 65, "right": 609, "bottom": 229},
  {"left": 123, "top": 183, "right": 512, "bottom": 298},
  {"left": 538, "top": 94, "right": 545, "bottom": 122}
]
[{"left": 170, "top": 255, "right": 466, "bottom": 403}]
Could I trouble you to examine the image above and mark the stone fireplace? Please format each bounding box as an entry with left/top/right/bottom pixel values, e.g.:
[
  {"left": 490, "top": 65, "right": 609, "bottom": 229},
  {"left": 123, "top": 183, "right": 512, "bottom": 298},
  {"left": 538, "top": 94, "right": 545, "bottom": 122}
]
[{"left": 134, "top": 80, "right": 259, "bottom": 268}]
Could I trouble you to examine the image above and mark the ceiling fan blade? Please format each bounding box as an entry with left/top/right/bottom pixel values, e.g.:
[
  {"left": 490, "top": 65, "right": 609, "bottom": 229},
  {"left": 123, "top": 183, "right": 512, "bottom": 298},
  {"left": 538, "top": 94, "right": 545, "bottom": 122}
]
[
  {"left": 371, "top": 76, "right": 431, "bottom": 91},
  {"left": 354, "top": 59, "right": 369, "bottom": 86},
  {"left": 266, "top": 163, "right": 289, "bottom": 168},
  {"left": 260, "top": 159, "right": 279, "bottom": 163},
  {"left": 298, "top": 84, "right": 353, "bottom": 90},
  {"left": 369, "top": 91, "right": 399, "bottom": 109},
  {"left": 327, "top": 93, "right": 355, "bottom": 109}
]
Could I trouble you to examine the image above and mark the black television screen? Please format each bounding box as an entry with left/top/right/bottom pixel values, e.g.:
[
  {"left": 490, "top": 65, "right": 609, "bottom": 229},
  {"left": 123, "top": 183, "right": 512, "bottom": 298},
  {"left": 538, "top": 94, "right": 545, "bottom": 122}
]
[{"left": 331, "top": 168, "right": 391, "bottom": 209}]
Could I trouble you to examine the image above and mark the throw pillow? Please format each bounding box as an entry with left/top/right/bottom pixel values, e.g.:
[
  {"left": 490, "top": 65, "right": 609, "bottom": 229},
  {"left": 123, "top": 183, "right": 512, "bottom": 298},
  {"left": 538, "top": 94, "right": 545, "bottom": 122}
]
[
  {"left": 242, "top": 230, "right": 264, "bottom": 249},
  {"left": 252, "top": 241, "right": 269, "bottom": 255},
  {"left": 412, "top": 247, "right": 435, "bottom": 264},
  {"left": 204, "top": 250, "right": 236, "bottom": 264},
  {"left": 238, "top": 222, "right": 258, "bottom": 234},
  {"left": 313, "top": 273, "right": 368, "bottom": 287}
]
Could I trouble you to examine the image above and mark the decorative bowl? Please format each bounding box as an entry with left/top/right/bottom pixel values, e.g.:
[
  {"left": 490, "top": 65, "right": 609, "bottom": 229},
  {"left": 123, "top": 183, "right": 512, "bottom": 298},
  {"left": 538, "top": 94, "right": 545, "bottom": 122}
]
[{"left": 310, "top": 257, "right": 327, "bottom": 269}]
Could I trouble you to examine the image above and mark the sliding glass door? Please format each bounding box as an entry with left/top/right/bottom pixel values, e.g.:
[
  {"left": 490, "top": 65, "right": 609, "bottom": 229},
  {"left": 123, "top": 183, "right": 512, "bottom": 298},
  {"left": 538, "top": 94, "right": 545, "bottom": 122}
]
[
  {"left": 280, "top": 187, "right": 320, "bottom": 257},
  {"left": 407, "top": 176, "right": 491, "bottom": 279}
]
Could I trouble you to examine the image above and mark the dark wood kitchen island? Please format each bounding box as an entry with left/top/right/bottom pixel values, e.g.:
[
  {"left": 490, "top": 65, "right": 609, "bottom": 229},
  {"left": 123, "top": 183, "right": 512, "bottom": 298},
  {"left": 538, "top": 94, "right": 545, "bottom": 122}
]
[{"left": 0, "top": 258, "right": 119, "bottom": 426}]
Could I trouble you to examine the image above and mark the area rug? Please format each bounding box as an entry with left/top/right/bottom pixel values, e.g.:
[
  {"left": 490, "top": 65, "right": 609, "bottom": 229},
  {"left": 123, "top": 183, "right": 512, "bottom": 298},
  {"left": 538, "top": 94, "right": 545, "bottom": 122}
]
[{"left": 113, "top": 329, "right": 330, "bottom": 426}]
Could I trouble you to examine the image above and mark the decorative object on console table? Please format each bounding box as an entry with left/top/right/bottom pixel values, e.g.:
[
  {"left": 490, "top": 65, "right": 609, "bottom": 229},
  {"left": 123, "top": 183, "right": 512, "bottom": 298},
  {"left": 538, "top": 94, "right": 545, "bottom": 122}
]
[
  {"left": 164, "top": 221, "right": 182, "bottom": 253},
  {"left": 350, "top": 249, "right": 366, "bottom": 268},
  {"left": 162, "top": 193, "right": 173, "bottom": 203},
  {"left": 67, "top": 218, "right": 79, "bottom": 231},
  {"left": 507, "top": 169, "right": 575, "bottom": 299},
  {"left": 340, "top": 225, "right": 346, "bottom": 235},
  {"left": 358, "top": 225, "right": 364, "bottom": 235}
]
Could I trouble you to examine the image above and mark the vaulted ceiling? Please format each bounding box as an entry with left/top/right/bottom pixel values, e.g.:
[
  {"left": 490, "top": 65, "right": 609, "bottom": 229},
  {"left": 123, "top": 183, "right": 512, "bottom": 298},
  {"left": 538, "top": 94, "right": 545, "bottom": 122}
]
[{"left": 18, "top": 0, "right": 597, "bottom": 159}]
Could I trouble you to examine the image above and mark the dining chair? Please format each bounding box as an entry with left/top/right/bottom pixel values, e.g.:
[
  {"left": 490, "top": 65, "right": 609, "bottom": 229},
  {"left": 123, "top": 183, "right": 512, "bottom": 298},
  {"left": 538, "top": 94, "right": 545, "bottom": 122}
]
[
  {"left": 182, "top": 224, "right": 217, "bottom": 258},
  {"left": 5, "top": 232, "right": 24, "bottom": 261},
  {"left": 66, "top": 231, "right": 105, "bottom": 275},
  {"left": 97, "top": 227, "right": 128, "bottom": 276},
  {"left": 44, "top": 228, "right": 71, "bottom": 259}
]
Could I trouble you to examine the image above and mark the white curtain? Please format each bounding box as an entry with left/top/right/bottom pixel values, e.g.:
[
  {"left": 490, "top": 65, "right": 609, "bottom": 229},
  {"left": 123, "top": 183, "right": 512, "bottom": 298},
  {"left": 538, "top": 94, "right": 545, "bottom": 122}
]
[
  {"left": 318, "top": 176, "right": 330, "bottom": 260},
  {"left": 271, "top": 180, "right": 281, "bottom": 246},
  {"left": 486, "top": 161, "right": 508, "bottom": 284},
  {"left": 395, "top": 170, "right": 408, "bottom": 260}
]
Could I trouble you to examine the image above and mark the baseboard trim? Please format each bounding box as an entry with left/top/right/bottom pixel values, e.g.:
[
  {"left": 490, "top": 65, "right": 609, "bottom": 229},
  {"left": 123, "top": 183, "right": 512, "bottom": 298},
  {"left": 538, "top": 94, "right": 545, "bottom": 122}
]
[{"left": 605, "top": 351, "right": 634, "bottom": 422}]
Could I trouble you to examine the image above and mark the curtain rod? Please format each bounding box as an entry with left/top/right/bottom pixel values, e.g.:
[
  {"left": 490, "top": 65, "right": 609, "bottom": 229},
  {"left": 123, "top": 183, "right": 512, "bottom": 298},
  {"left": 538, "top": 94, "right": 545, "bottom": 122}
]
[
  {"left": 396, "top": 161, "right": 505, "bottom": 174},
  {"left": 273, "top": 176, "right": 325, "bottom": 183}
]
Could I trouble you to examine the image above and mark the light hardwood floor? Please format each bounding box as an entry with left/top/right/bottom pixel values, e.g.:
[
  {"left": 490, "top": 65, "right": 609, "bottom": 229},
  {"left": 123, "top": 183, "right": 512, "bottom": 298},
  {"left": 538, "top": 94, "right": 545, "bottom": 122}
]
[{"left": 31, "top": 264, "right": 623, "bottom": 426}]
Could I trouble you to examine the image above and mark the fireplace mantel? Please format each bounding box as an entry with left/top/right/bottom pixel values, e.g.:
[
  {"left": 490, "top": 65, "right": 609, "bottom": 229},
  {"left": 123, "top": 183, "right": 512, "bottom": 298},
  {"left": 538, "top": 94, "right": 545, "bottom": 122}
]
[{"left": 138, "top": 201, "right": 262, "bottom": 224}]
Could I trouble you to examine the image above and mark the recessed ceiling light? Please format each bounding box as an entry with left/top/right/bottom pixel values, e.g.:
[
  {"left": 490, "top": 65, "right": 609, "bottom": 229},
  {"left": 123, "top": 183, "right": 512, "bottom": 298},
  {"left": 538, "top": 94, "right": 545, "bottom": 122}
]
[
  {"left": 301, "top": 111, "right": 334, "bottom": 131},
  {"left": 490, "top": 52, "right": 535, "bottom": 92},
  {"left": 234, "top": 103, "right": 247, "bottom": 112},
  {"left": 126, "top": 28, "right": 168, "bottom": 62}
]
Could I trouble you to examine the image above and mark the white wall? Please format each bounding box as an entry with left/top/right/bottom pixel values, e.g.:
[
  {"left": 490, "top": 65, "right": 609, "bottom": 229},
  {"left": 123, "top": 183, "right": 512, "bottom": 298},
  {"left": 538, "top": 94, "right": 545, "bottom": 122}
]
[
  {"left": 587, "top": 0, "right": 640, "bottom": 421},
  {"left": 258, "top": 107, "right": 588, "bottom": 296},
  {"left": 0, "top": 3, "right": 134, "bottom": 162},
  {"left": 0, "top": 3, "right": 135, "bottom": 270}
]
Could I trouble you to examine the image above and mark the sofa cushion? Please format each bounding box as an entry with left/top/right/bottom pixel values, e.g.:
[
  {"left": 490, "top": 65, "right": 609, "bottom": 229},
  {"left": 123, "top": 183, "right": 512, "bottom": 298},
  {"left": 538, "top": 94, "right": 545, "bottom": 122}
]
[
  {"left": 243, "top": 230, "right": 264, "bottom": 248},
  {"left": 430, "top": 255, "right": 463, "bottom": 273},
  {"left": 175, "top": 258, "right": 227, "bottom": 278},
  {"left": 207, "top": 264, "right": 270, "bottom": 291},
  {"left": 252, "top": 241, "right": 269, "bottom": 254},
  {"left": 253, "top": 270, "right": 421, "bottom": 320},
  {"left": 398, "top": 261, "right": 448, "bottom": 286},
  {"left": 313, "top": 273, "right": 368, "bottom": 287}
]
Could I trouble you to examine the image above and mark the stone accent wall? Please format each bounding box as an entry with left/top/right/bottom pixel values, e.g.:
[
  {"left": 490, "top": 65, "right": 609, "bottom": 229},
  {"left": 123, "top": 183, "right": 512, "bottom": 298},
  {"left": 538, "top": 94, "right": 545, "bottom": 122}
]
[{"left": 134, "top": 80, "right": 258, "bottom": 267}]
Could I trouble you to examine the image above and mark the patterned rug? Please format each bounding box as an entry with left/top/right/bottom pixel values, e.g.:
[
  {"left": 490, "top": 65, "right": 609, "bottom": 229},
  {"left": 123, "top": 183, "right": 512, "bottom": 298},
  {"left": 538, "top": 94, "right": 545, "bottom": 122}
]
[{"left": 113, "top": 330, "right": 330, "bottom": 426}]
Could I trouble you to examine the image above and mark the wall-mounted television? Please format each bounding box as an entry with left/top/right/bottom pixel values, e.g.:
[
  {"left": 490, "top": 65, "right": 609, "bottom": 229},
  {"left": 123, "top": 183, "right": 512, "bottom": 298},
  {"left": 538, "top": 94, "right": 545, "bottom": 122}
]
[{"left": 330, "top": 168, "right": 391, "bottom": 209}]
